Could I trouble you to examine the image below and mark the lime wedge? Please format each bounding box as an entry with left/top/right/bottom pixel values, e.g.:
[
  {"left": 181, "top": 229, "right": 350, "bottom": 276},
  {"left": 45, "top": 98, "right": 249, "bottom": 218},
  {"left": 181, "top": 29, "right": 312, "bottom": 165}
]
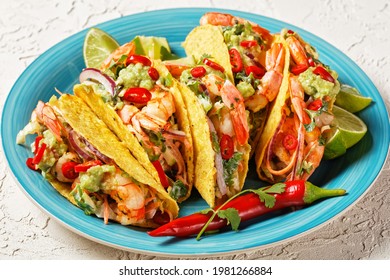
[
  {"left": 335, "top": 85, "right": 372, "bottom": 113},
  {"left": 132, "top": 36, "right": 172, "bottom": 60},
  {"left": 332, "top": 105, "right": 367, "bottom": 149},
  {"left": 323, "top": 128, "right": 347, "bottom": 160},
  {"left": 83, "top": 28, "right": 120, "bottom": 68}
]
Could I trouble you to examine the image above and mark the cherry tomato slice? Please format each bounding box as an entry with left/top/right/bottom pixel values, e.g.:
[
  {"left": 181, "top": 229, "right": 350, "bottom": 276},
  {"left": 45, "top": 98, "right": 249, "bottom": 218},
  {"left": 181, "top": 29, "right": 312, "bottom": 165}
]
[
  {"left": 126, "top": 55, "right": 152, "bottom": 66},
  {"left": 283, "top": 134, "right": 298, "bottom": 151},
  {"left": 313, "top": 66, "right": 335, "bottom": 83},
  {"left": 307, "top": 99, "right": 323, "bottom": 111},
  {"left": 32, "top": 143, "right": 47, "bottom": 164},
  {"left": 203, "top": 58, "right": 225, "bottom": 73},
  {"left": 190, "top": 66, "right": 207, "bottom": 78},
  {"left": 74, "top": 160, "right": 102, "bottom": 173},
  {"left": 220, "top": 134, "right": 234, "bottom": 160},
  {"left": 287, "top": 29, "right": 295, "bottom": 34},
  {"left": 240, "top": 40, "right": 258, "bottom": 48},
  {"left": 229, "top": 48, "right": 243, "bottom": 73},
  {"left": 123, "top": 87, "right": 152, "bottom": 104},
  {"left": 152, "top": 160, "right": 170, "bottom": 188},
  {"left": 245, "top": 65, "right": 266, "bottom": 79},
  {"left": 62, "top": 161, "right": 78, "bottom": 180},
  {"left": 291, "top": 64, "right": 308, "bottom": 75},
  {"left": 148, "top": 67, "right": 159, "bottom": 80},
  {"left": 26, "top": 158, "right": 38, "bottom": 171}
]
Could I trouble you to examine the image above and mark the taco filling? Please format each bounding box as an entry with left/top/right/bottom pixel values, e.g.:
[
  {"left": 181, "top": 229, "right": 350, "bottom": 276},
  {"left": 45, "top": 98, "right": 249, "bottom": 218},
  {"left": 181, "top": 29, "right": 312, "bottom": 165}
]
[
  {"left": 17, "top": 96, "right": 175, "bottom": 227},
  {"left": 77, "top": 49, "right": 193, "bottom": 202},
  {"left": 179, "top": 56, "right": 250, "bottom": 202}
]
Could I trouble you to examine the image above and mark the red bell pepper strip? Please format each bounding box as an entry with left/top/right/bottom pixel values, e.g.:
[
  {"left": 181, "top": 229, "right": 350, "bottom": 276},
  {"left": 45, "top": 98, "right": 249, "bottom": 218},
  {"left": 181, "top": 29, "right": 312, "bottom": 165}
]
[
  {"left": 313, "top": 66, "right": 335, "bottom": 83},
  {"left": 32, "top": 143, "right": 47, "bottom": 165},
  {"left": 148, "top": 180, "right": 346, "bottom": 238},
  {"left": 74, "top": 160, "right": 102, "bottom": 173}
]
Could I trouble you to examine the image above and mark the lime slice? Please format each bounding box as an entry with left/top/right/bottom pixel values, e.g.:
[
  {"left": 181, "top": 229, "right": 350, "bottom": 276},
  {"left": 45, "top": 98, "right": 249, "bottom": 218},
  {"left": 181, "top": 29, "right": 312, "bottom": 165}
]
[
  {"left": 132, "top": 36, "right": 172, "bottom": 59},
  {"left": 335, "top": 85, "right": 372, "bottom": 113},
  {"left": 323, "top": 128, "right": 347, "bottom": 160},
  {"left": 332, "top": 105, "right": 367, "bottom": 149},
  {"left": 83, "top": 28, "right": 120, "bottom": 68}
]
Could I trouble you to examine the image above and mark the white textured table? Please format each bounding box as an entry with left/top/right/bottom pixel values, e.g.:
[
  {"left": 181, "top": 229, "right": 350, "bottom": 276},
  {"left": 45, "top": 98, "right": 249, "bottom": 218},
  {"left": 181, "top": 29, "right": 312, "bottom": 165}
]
[{"left": 1, "top": 0, "right": 389, "bottom": 260}]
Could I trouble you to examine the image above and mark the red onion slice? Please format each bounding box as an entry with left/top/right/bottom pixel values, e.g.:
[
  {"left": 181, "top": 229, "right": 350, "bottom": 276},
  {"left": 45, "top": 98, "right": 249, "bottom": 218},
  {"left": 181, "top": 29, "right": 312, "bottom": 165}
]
[
  {"left": 79, "top": 68, "right": 116, "bottom": 96},
  {"left": 68, "top": 130, "right": 94, "bottom": 160},
  {"left": 207, "top": 118, "right": 227, "bottom": 196},
  {"left": 83, "top": 139, "right": 114, "bottom": 165}
]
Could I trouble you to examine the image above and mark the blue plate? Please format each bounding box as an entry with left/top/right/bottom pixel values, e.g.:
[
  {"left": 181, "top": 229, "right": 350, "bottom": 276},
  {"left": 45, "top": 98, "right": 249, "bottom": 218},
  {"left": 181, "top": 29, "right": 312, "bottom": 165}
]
[{"left": 2, "top": 8, "right": 389, "bottom": 256}]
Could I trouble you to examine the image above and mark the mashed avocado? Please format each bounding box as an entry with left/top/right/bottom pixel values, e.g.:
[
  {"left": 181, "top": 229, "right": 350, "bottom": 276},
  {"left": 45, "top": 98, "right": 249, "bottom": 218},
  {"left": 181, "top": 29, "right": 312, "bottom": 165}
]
[
  {"left": 117, "top": 63, "right": 154, "bottom": 90},
  {"left": 298, "top": 67, "right": 340, "bottom": 99},
  {"left": 237, "top": 81, "right": 255, "bottom": 98},
  {"left": 78, "top": 165, "right": 116, "bottom": 192},
  {"left": 222, "top": 23, "right": 257, "bottom": 49}
]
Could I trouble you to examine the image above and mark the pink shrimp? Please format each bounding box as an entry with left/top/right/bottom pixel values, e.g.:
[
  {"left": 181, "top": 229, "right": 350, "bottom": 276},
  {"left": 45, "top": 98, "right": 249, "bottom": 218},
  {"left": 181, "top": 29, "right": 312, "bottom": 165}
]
[
  {"left": 35, "top": 101, "right": 64, "bottom": 142},
  {"left": 100, "top": 42, "right": 136, "bottom": 70}
]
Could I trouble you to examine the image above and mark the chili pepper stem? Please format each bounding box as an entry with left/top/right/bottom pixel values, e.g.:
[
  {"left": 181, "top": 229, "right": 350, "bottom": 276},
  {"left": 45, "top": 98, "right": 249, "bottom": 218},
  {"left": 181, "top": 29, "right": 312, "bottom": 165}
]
[{"left": 303, "top": 181, "right": 346, "bottom": 204}]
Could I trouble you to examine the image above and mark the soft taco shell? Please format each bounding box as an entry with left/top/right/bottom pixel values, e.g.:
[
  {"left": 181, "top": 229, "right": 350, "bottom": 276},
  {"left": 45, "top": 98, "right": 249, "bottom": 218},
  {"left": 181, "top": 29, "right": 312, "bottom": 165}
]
[
  {"left": 75, "top": 60, "right": 194, "bottom": 201},
  {"left": 55, "top": 94, "right": 179, "bottom": 224}
]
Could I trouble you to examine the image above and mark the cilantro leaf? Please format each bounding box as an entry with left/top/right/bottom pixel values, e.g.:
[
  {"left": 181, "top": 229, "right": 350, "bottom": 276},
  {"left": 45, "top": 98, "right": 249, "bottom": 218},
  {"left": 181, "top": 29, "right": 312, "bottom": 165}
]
[
  {"left": 169, "top": 180, "right": 188, "bottom": 201},
  {"left": 217, "top": 208, "right": 241, "bottom": 231},
  {"left": 199, "top": 208, "right": 214, "bottom": 215},
  {"left": 251, "top": 183, "right": 286, "bottom": 208}
]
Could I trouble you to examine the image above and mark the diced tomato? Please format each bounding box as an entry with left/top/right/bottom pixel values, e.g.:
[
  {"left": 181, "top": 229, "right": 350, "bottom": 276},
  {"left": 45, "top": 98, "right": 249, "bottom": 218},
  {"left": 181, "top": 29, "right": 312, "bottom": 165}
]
[
  {"left": 123, "top": 87, "right": 152, "bottom": 104},
  {"left": 148, "top": 67, "right": 159, "bottom": 80},
  {"left": 229, "top": 48, "right": 243, "bottom": 73},
  {"left": 291, "top": 64, "right": 308, "bottom": 75},
  {"left": 126, "top": 55, "right": 152, "bottom": 66},
  {"left": 32, "top": 143, "right": 47, "bottom": 164},
  {"left": 62, "top": 161, "right": 78, "bottom": 179},
  {"left": 152, "top": 160, "right": 170, "bottom": 188},
  {"left": 245, "top": 65, "right": 266, "bottom": 79},
  {"left": 74, "top": 160, "right": 102, "bottom": 173},
  {"left": 220, "top": 134, "right": 234, "bottom": 160},
  {"left": 308, "top": 57, "right": 315, "bottom": 67},
  {"left": 283, "top": 134, "right": 298, "bottom": 151},
  {"left": 190, "top": 66, "right": 206, "bottom": 78},
  {"left": 203, "top": 58, "right": 225, "bottom": 72},
  {"left": 307, "top": 99, "right": 323, "bottom": 111},
  {"left": 240, "top": 40, "right": 258, "bottom": 48},
  {"left": 313, "top": 66, "right": 335, "bottom": 83}
]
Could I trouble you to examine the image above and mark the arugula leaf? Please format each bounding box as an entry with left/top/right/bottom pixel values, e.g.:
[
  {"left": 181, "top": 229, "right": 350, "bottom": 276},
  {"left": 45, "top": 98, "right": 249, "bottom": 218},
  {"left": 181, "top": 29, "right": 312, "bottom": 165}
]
[{"left": 217, "top": 208, "right": 241, "bottom": 231}]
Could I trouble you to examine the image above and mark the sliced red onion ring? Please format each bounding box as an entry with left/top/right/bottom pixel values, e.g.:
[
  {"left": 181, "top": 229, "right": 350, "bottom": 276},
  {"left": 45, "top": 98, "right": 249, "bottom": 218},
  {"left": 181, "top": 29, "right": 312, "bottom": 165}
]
[
  {"left": 79, "top": 68, "right": 116, "bottom": 96},
  {"left": 68, "top": 130, "right": 94, "bottom": 160},
  {"left": 207, "top": 117, "right": 227, "bottom": 196}
]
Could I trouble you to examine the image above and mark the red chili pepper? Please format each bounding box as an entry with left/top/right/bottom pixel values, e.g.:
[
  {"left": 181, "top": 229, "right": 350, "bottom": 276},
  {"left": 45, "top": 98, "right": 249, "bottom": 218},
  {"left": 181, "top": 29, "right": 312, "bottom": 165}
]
[
  {"left": 313, "top": 66, "right": 335, "bottom": 83},
  {"left": 291, "top": 64, "right": 308, "bottom": 75},
  {"left": 32, "top": 143, "right": 47, "bottom": 165},
  {"left": 228, "top": 48, "right": 243, "bottom": 73},
  {"left": 34, "top": 136, "right": 43, "bottom": 154},
  {"left": 126, "top": 54, "right": 152, "bottom": 66},
  {"left": 62, "top": 161, "right": 79, "bottom": 179},
  {"left": 26, "top": 158, "right": 38, "bottom": 171},
  {"left": 240, "top": 40, "right": 258, "bottom": 48},
  {"left": 283, "top": 134, "right": 298, "bottom": 151},
  {"left": 190, "top": 66, "right": 206, "bottom": 78},
  {"left": 74, "top": 160, "right": 102, "bottom": 173},
  {"left": 203, "top": 58, "right": 225, "bottom": 73},
  {"left": 148, "top": 180, "right": 346, "bottom": 237},
  {"left": 220, "top": 134, "right": 234, "bottom": 160},
  {"left": 152, "top": 160, "right": 170, "bottom": 188},
  {"left": 148, "top": 67, "right": 159, "bottom": 80},
  {"left": 245, "top": 65, "right": 265, "bottom": 79},
  {"left": 123, "top": 87, "right": 152, "bottom": 104},
  {"left": 307, "top": 99, "right": 323, "bottom": 111}
]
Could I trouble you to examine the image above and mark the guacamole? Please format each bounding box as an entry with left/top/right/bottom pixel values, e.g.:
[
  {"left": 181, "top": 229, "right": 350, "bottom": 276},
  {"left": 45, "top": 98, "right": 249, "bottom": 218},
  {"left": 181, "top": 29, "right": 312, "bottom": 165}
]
[
  {"left": 117, "top": 63, "right": 154, "bottom": 90},
  {"left": 78, "top": 164, "right": 116, "bottom": 192},
  {"left": 298, "top": 67, "right": 340, "bottom": 99},
  {"left": 37, "top": 130, "right": 68, "bottom": 173}
]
